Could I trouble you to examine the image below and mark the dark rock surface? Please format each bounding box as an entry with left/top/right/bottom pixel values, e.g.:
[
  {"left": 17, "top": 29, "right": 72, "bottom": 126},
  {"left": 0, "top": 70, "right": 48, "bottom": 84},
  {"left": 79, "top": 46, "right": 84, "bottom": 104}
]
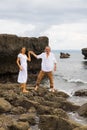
[
  {"left": 39, "top": 115, "right": 77, "bottom": 130},
  {"left": 73, "top": 126, "right": 87, "bottom": 130},
  {"left": 0, "top": 83, "right": 85, "bottom": 130},
  {"left": 74, "top": 89, "right": 87, "bottom": 96},
  {"left": 82, "top": 48, "right": 87, "bottom": 59},
  {"left": 60, "top": 52, "right": 70, "bottom": 58},
  {"left": 77, "top": 103, "right": 87, "bottom": 117},
  {"left": 0, "top": 34, "right": 48, "bottom": 82}
]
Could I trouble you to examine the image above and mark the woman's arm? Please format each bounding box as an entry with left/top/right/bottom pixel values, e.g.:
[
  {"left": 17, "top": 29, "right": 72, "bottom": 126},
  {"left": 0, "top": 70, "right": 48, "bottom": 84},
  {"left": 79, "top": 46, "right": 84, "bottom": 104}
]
[
  {"left": 16, "top": 57, "right": 23, "bottom": 71},
  {"left": 28, "top": 51, "right": 37, "bottom": 58},
  {"left": 27, "top": 52, "right": 31, "bottom": 61}
]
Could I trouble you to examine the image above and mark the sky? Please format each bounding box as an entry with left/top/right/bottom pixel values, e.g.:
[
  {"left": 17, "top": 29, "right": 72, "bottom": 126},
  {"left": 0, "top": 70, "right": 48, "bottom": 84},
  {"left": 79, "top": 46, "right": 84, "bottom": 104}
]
[{"left": 0, "top": 0, "right": 87, "bottom": 50}]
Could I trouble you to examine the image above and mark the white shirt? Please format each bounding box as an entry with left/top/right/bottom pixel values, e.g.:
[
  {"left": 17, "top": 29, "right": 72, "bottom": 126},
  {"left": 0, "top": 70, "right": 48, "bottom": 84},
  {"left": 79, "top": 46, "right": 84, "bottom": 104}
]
[{"left": 37, "top": 52, "right": 57, "bottom": 72}]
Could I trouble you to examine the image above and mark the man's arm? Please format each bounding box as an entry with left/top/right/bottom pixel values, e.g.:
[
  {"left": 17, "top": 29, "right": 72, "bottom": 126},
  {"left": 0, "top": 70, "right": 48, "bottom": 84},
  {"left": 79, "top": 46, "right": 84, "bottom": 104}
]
[{"left": 54, "top": 63, "right": 57, "bottom": 71}]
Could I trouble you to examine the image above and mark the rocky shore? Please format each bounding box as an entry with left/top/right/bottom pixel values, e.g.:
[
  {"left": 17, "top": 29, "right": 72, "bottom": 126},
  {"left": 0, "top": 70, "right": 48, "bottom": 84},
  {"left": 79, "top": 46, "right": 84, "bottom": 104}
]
[
  {"left": 82, "top": 48, "right": 87, "bottom": 59},
  {"left": 0, "top": 34, "right": 87, "bottom": 130},
  {"left": 0, "top": 83, "right": 87, "bottom": 130}
]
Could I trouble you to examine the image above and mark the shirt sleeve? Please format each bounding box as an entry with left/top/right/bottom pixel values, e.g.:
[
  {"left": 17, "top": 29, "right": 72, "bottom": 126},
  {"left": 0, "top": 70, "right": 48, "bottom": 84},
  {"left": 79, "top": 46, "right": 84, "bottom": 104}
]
[
  {"left": 18, "top": 53, "right": 21, "bottom": 58},
  {"left": 37, "top": 53, "right": 43, "bottom": 59},
  {"left": 53, "top": 53, "right": 57, "bottom": 63}
]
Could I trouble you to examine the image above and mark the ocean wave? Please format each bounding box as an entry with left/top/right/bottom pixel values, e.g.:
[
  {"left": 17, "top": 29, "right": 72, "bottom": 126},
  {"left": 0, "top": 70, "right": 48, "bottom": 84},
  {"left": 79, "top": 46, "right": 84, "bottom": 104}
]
[
  {"left": 67, "top": 79, "right": 87, "bottom": 84},
  {"left": 54, "top": 74, "right": 87, "bottom": 84}
]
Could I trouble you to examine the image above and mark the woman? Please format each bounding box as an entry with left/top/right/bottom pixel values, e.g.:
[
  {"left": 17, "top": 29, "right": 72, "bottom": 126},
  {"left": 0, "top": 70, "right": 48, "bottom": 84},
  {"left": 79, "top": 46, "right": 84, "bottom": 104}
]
[{"left": 16, "top": 47, "right": 31, "bottom": 92}]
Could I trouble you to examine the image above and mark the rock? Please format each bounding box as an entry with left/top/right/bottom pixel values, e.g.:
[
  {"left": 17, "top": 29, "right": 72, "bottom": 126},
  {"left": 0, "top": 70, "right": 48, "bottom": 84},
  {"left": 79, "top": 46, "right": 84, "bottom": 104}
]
[
  {"left": 73, "top": 126, "right": 87, "bottom": 130},
  {"left": 53, "top": 90, "right": 69, "bottom": 98},
  {"left": 0, "top": 128, "right": 5, "bottom": 130},
  {"left": 60, "top": 52, "right": 70, "bottom": 58},
  {"left": 39, "top": 115, "right": 78, "bottom": 130},
  {"left": 0, "top": 98, "right": 12, "bottom": 113},
  {"left": 11, "top": 106, "right": 26, "bottom": 114},
  {"left": 44, "top": 91, "right": 69, "bottom": 102},
  {"left": 28, "top": 107, "right": 36, "bottom": 113},
  {"left": 74, "top": 89, "right": 87, "bottom": 96},
  {"left": 9, "top": 121, "right": 30, "bottom": 130},
  {"left": 36, "top": 105, "right": 68, "bottom": 119},
  {"left": 0, "top": 114, "right": 14, "bottom": 129},
  {"left": 19, "top": 113, "right": 36, "bottom": 125},
  {"left": 59, "top": 100, "right": 80, "bottom": 112},
  {"left": 0, "top": 34, "right": 48, "bottom": 82},
  {"left": 0, "top": 83, "right": 85, "bottom": 129},
  {"left": 15, "top": 96, "right": 40, "bottom": 109},
  {"left": 82, "top": 48, "right": 87, "bottom": 59},
  {"left": 77, "top": 103, "right": 87, "bottom": 117}
]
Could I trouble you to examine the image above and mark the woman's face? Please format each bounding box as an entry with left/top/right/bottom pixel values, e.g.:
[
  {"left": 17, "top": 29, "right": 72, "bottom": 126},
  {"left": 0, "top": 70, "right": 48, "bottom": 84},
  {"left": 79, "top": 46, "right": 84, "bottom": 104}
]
[{"left": 21, "top": 47, "right": 26, "bottom": 54}]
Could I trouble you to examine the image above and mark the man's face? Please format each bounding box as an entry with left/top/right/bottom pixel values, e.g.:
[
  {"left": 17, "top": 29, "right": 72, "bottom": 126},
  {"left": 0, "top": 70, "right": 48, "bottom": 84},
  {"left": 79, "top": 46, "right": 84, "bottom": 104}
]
[{"left": 45, "top": 47, "right": 50, "bottom": 54}]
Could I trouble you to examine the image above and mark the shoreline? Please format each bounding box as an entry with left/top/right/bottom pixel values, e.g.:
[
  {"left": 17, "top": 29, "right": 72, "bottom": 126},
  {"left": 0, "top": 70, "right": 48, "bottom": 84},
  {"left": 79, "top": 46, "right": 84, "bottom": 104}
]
[{"left": 0, "top": 83, "right": 87, "bottom": 130}]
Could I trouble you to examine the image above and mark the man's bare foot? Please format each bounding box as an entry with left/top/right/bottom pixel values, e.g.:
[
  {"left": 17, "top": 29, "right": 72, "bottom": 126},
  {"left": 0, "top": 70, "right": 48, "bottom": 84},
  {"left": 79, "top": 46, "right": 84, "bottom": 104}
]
[
  {"left": 49, "top": 88, "right": 55, "bottom": 92},
  {"left": 34, "top": 86, "right": 38, "bottom": 91},
  {"left": 52, "top": 89, "right": 55, "bottom": 92}
]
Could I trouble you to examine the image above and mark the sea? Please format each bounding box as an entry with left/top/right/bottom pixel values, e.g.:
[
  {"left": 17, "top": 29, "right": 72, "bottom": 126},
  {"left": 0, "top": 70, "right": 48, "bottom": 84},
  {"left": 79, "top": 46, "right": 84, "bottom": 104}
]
[{"left": 46, "top": 50, "right": 87, "bottom": 125}]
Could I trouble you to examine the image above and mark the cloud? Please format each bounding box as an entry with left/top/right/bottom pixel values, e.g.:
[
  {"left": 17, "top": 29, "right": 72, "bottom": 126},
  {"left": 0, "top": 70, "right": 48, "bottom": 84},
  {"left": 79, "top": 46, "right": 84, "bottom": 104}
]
[
  {"left": 41, "top": 22, "right": 87, "bottom": 50},
  {"left": 0, "top": 0, "right": 87, "bottom": 49},
  {"left": 0, "top": 19, "right": 35, "bottom": 36}
]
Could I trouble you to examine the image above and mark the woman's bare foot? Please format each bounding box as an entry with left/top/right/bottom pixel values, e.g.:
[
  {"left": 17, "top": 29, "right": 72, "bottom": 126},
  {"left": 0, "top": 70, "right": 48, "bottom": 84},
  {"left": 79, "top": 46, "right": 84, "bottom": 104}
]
[{"left": 23, "top": 89, "right": 29, "bottom": 93}]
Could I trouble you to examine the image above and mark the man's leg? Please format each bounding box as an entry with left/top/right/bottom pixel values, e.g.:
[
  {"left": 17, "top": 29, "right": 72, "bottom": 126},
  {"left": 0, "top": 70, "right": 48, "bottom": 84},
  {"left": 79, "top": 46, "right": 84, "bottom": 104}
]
[
  {"left": 35, "top": 71, "right": 45, "bottom": 90},
  {"left": 47, "top": 71, "right": 55, "bottom": 92}
]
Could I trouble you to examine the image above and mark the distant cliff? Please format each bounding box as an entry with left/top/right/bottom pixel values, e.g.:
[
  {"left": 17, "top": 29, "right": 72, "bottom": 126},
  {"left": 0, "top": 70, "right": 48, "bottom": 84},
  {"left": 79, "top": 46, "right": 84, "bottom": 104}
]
[
  {"left": 0, "top": 34, "right": 48, "bottom": 82},
  {"left": 82, "top": 48, "right": 87, "bottom": 59}
]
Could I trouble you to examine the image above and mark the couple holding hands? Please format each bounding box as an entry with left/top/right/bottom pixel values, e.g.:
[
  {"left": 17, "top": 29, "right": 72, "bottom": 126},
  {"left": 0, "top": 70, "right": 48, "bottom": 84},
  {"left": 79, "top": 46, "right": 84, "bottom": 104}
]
[{"left": 16, "top": 46, "right": 57, "bottom": 93}]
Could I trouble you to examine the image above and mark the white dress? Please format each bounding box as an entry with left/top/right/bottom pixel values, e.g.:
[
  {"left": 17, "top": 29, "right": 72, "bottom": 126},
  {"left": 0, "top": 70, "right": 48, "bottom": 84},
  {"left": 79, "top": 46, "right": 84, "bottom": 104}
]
[{"left": 17, "top": 53, "right": 27, "bottom": 83}]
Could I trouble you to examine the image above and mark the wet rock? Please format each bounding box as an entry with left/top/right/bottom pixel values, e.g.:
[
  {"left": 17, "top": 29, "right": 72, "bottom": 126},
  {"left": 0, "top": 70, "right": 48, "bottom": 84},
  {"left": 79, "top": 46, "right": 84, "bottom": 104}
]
[
  {"left": 53, "top": 90, "right": 69, "bottom": 98},
  {"left": 36, "top": 105, "right": 68, "bottom": 119},
  {"left": 82, "top": 48, "right": 87, "bottom": 59},
  {"left": 0, "top": 127, "right": 5, "bottom": 130},
  {"left": 77, "top": 103, "right": 87, "bottom": 117},
  {"left": 60, "top": 52, "right": 70, "bottom": 58},
  {"left": 28, "top": 107, "right": 36, "bottom": 113},
  {"left": 73, "top": 126, "right": 87, "bottom": 130},
  {"left": 44, "top": 90, "right": 69, "bottom": 101},
  {"left": 19, "top": 113, "right": 36, "bottom": 125},
  {"left": 9, "top": 121, "right": 30, "bottom": 130},
  {"left": 0, "top": 114, "right": 14, "bottom": 129},
  {"left": 0, "top": 98, "right": 12, "bottom": 113},
  {"left": 11, "top": 106, "right": 26, "bottom": 114},
  {"left": 16, "top": 97, "right": 40, "bottom": 109},
  {"left": 39, "top": 115, "right": 77, "bottom": 130},
  {"left": 0, "top": 83, "right": 84, "bottom": 129},
  {"left": 59, "top": 100, "right": 80, "bottom": 112},
  {"left": 74, "top": 89, "right": 87, "bottom": 96}
]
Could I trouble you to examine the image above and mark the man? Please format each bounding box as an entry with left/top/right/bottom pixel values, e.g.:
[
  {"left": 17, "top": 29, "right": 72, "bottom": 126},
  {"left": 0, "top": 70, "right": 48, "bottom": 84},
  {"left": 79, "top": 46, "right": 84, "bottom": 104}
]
[{"left": 29, "top": 46, "right": 57, "bottom": 92}]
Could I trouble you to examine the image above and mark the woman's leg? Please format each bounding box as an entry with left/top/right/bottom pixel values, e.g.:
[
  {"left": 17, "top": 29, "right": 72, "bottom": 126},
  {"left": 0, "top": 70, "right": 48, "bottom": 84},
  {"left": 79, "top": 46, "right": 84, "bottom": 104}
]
[{"left": 20, "top": 83, "right": 28, "bottom": 92}]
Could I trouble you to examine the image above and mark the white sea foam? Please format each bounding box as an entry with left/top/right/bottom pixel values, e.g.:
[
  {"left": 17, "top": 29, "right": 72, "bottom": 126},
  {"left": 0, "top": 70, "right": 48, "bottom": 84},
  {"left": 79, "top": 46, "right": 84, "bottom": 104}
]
[{"left": 67, "top": 79, "right": 87, "bottom": 84}]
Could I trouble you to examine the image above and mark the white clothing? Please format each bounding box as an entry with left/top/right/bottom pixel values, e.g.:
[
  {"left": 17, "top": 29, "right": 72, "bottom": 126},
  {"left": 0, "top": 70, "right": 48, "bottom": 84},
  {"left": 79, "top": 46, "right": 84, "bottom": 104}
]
[
  {"left": 17, "top": 53, "right": 27, "bottom": 83},
  {"left": 37, "top": 52, "right": 57, "bottom": 72}
]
